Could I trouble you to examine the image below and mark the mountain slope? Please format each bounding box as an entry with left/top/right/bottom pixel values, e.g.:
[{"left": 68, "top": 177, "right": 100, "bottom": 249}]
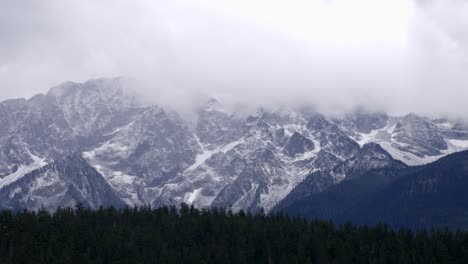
[
  {"left": 0, "top": 153, "right": 124, "bottom": 211},
  {"left": 276, "top": 142, "right": 407, "bottom": 210},
  {"left": 276, "top": 150, "right": 468, "bottom": 229}
]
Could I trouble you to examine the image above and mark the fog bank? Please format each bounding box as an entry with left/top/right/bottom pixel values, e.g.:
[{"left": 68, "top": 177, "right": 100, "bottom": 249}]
[{"left": 0, "top": 0, "right": 467, "bottom": 118}]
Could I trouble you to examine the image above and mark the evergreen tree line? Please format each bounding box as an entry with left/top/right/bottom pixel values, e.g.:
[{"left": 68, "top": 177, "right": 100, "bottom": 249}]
[{"left": 1, "top": 204, "right": 468, "bottom": 263}]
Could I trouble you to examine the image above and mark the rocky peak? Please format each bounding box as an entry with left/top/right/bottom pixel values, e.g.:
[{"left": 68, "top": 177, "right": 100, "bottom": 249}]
[
  {"left": 45, "top": 78, "right": 140, "bottom": 137},
  {"left": 306, "top": 113, "right": 334, "bottom": 132},
  {"left": 348, "top": 111, "right": 389, "bottom": 133},
  {"left": 392, "top": 113, "right": 448, "bottom": 157},
  {"left": 283, "top": 132, "right": 315, "bottom": 157},
  {"left": 199, "top": 97, "right": 225, "bottom": 113},
  {"left": 0, "top": 153, "right": 124, "bottom": 211}
]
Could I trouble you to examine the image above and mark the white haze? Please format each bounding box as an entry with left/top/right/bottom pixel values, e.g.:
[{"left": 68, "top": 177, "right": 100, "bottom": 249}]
[{"left": 0, "top": 0, "right": 467, "bottom": 118}]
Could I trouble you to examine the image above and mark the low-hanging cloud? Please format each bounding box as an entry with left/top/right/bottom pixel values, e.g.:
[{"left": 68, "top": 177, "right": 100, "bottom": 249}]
[{"left": 0, "top": 0, "right": 467, "bottom": 118}]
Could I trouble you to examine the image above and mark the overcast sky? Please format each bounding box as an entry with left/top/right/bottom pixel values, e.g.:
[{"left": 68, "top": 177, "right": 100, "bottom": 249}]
[{"left": 0, "top": 0, "right": 467, "bottom": 117}]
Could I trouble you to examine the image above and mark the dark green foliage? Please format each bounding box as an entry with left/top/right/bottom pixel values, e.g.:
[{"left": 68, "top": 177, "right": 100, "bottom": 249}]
[{"left": 1, "top": 205, "right": 468, "bottom": 263}]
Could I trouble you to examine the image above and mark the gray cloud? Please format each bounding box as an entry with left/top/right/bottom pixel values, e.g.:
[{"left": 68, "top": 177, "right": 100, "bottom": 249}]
[{"left": 0, "top": 0, "right": 467, "bottom": 118}]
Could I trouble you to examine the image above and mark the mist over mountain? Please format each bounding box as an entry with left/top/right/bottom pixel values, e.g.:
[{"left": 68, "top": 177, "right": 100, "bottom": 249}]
[
  {"left": 1, "top": 0, "right": 467, "bottom": 118},
  {"left": 1, "top": 0, "right": 468, "bottom": 226},
  {"left": 1, "top": 78, "right": 468, "bottom": 216},
  {"left": 3, "top": 1, "right": 468, "bottom": 262}
]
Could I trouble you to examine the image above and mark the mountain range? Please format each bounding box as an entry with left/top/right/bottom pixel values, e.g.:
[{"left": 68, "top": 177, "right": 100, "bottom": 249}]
[{"left": 1, "top": 77, "right": 468, "bottom": 228}]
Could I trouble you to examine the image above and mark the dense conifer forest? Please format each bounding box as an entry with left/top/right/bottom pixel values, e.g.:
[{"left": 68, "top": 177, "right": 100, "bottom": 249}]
[{"left": 1, "top": 204, "right": 468, "bottom": 263}]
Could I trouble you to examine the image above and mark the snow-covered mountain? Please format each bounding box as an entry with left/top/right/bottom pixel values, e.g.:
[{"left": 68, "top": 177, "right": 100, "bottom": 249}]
[
  {"left": 1, "top": 77, "right": 468, "bottom": 212},
  {"left": 0, "top": 153, "right": 125, "bottom": 211}
]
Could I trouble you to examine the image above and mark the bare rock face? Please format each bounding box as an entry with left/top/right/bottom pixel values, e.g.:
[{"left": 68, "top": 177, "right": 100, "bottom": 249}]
[
  {"left": 0, "top": 153, "right": 125, "bottom": 211},
  {"left": 283, "top": 132, "right": 315, "bottom": 157}
]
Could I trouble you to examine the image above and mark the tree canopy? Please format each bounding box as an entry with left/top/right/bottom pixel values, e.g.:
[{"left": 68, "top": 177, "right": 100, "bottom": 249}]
[{"left": 1, "top": 204, "right": 468, "bottom": 263}]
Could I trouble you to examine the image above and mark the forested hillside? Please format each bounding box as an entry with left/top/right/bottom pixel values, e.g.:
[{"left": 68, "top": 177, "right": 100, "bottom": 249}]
[
  {"left": 1, "top": 205, "right": 468, "bottom": 263},
  {"left": 276, "top": 150, "right": 468, "bottom": 230}
]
